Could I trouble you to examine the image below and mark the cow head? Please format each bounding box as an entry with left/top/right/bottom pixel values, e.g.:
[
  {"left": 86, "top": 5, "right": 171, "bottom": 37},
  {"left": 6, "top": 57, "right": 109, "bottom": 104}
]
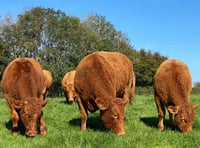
[
  {"left": 64, "top": 84, "right": 76, "bottom": 104},
  {"left": 18, "top": 99, "right": 48, "bottom": 137},
  {"left": 95, "top": 97, "right": 128, "bottom": 135},
  {"left": 42, "top": 70, "right": 52, "bottom": 91},
  {"left": 168, "top": 104, "right": 198, "bottom": 132}
]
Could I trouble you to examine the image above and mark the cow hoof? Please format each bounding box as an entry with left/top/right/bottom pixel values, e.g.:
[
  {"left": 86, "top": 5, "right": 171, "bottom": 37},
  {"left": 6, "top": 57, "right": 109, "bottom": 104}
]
[
  {"left": 12, "top": 131, "right": 19, "bottom": 136},
  {"left": 157, "top": 123, "right": 164, "bottom": 131},
  {"left": 40, "top": 128, "right": 47, "bottom": 135},
  {"left": 158, "top": 127, "right": 164, "bottom": 131},
  {"left": 41, "top": 130, "right": 47, "bottom": 135},
  {"left": 117, "top": 132, "right": 125, "bottom": 136},
  {"left": 26, "top": 131, "right": 37, "bottom": 137},
  {"left": 80, "top": 128, "right": 86, "bottom": 131}
]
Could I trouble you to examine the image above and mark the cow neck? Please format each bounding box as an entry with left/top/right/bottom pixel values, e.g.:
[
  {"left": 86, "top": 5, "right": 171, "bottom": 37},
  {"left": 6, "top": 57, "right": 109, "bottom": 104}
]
[
  {"left": 170, "top": 93, "right": 190, "bottom": 106},
  {"left": 178, "top": 102, "right": 191, "bottom": 107}
]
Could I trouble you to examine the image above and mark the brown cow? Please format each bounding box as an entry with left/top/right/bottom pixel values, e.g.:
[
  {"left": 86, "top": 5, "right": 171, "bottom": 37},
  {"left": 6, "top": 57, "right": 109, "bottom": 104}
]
[
  {"left": 74, "top": 51, "right": 135, "bottom": 135},
  {"left": 153, "top": 59, "right": 198, "bottom": 132},
  {"left": 62, "top": 70, "right": 76, "bottom": 103},
  {"left": 130, "top": 71, "right": 136, "bottom": 103},
  {"left": 42, "top": 69, "right": 53, "bottom": 97},
  {"left": 1, "top": 58, "right": 48, "bottom": 137}
]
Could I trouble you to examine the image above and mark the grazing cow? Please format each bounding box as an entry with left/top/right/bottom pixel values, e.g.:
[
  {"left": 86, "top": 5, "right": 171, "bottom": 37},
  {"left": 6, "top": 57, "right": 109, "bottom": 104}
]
[
  {"left": 42, "top": 70, "right": 53, "bottom": 97},
  {"left": 62, "top": 70, "right": 76, "bottom": 103},
  {"left": 1, "top": 58, "right": 48, "bottom": 137},
  {"left": 153, "top": 59, "right": 198, "bottom": 132},
  {"left": 130, "top": 71, "right": 136, "bottom": 104},
  {"left": 74, "top": 51, "right": 135, "bottom": 135}
]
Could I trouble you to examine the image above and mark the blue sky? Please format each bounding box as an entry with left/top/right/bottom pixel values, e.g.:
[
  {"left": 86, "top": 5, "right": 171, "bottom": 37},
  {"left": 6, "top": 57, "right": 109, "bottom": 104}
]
[{"left": 1, "top": 0, "right": 200, "bottom": 83}]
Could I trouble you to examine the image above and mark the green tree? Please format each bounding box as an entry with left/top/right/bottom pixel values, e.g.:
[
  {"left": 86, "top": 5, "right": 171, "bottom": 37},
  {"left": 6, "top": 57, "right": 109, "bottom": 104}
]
[
  {"left": 192, "top": 82, "right": 200, "bottom": 94},
  {"left": 0, "top": 16, "right": 14, "bottom": 79},
  {"left": 134, "top": 49, "right": 167, "bottom": 86},
  {"left": 83, "top": 15, "right": 121, "bottom": 51},
  {"left": 0, "top": 7, "right": 168, "bottom": 96},
  {"left": 0, "top": 8, "right": 107, "bottom": 96},
  {"left": 82, "top": 15, "right": 138, "bottom": 61}
]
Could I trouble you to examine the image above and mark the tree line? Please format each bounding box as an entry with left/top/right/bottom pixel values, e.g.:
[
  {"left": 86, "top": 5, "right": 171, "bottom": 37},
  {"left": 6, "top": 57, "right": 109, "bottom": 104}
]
[{"left": 0, "top": 7, "right": 167, "bottom": 97}]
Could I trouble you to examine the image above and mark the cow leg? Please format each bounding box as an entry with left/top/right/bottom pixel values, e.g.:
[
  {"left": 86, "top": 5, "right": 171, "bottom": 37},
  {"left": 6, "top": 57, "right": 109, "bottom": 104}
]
[
  {"left": 4, "top": 94, "right": 19, "bottom": 136},
  {"left": 129, "top": 74, "right": 135, "bottom": 104},
  {"left": 154, "top": 95, "right": 165, "bottom": 130},
  {"left": 64, "top": 92, "right": 69, "bottom": 103},
  {"left": 39, "top": 112, "right": 47, "bottom": 135},
  {"left": 168, "top": 112, "right": 174, "bottom": 127},
  {"left": 77, "top": 95, "right": 88, "bottom": 131},
  {"left": 123, "top": 84, "right": 131, "bottom": 103},
  {"left": 10, "top": 109, "right": 19, "bottom": 136}
]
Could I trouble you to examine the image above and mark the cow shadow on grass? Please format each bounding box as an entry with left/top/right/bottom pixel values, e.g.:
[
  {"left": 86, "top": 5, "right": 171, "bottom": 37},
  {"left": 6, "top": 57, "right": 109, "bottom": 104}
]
[
  {"left": 59, "top": 100, "right": 67, "bottom": 104},
  {"left": 5, "top": 119, "right": 26, "bottom": 136},
  {"left": 6, "top": 119, "right": 48, "bottom": 136},
  {"left": 140, "top": 117, "right": 176, "bottom": 131},
  {"left": 59, "top": 100, "right": 77, "bottom": 105},
  {"left": 69, "top": 116, "right": 108, "bottom": 133}
]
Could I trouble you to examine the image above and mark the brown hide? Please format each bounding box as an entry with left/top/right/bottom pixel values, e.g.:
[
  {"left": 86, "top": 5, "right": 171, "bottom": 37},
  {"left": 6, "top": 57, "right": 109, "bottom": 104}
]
[
  {"left": 1, "top": 58, "right": 48, "bottom": 137},
  {"left": 130, "top": 71, "right": 136, "bottom": 103},
  {"left": 42, "top": 70, "right": 53, "bottom": 97},
  {"left": 153, "top": 59, "right": 198, "bottom": 132},
  {"left": 62, "top": 70, "right": 76, "bottom": 103},
  {"left": 74, "top": 51, "right": 135, "bottom": 135}
]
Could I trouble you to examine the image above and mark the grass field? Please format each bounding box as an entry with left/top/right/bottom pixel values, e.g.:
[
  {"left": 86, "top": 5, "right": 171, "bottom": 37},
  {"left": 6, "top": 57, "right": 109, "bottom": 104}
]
[{"left": 0, "top": 95, "right": 200, "bottom": 148}]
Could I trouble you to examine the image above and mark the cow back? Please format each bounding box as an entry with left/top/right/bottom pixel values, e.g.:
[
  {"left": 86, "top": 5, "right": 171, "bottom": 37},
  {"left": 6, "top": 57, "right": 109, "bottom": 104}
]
[
  {"left": 43, "top": 70, "right": 53, "bottom": 90},
  {"left": 1, "top": 58, "right": 45, "bottom": 102},
  {"left": 62, "top": 70, "right": 76, "bottom": 87},
  {"left": 154, "top": 59, "right": 192, "bottom": 104},
  {"left": 75, "top": 51, "right": 133, "bottom": 104}
]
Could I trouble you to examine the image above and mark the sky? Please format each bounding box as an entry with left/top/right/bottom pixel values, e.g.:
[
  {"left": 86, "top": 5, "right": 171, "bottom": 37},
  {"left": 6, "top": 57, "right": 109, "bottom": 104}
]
[{"left": 1, "top": 0, "right": 200, "bottom": 83}]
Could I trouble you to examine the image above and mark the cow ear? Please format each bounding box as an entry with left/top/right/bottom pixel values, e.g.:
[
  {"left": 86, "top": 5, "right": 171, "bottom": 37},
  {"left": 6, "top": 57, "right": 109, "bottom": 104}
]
[
  {"left": 192, "top": 104, "right": 199, "bottom": 110},
  {"left": 42, "top": 86, "right": 47, "bottom": 95},
  {"left": 42, "top": 99, "right": 48, "bottom": 107},
  {"left": 63, "top": 84, "right": 69, "bottom": 90},
  {"left": 168, "top": 105, "right": 179, "bottom": 114},
  {"left": 121, "top": 97, "right": 129, "bottom": 105},
  {"left": 14, "top": 100, "right": 22, "bottom": 109},
  {"left": 95, "top": 97, "right": 109, "bottom": 111}
]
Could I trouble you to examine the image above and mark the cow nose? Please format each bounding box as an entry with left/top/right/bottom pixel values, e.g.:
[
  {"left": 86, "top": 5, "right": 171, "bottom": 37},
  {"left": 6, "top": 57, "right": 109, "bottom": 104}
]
[
  {"left": 117, "top": 131, "right": 125, "bottom": 136},
  {"left": 184, "top": 127, "right": 192, "bottom": 132},
  {"left": 68, "top": 99, "right": 74, "bottom": 104},
  {"left": 26, "top": 131, "right": 37, "bottom": 137}
]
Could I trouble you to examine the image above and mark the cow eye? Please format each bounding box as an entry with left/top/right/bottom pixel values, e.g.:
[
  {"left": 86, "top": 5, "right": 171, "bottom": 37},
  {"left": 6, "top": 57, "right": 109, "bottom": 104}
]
[
  {"left": 25, "top": 114, "right": 30, "bottom": 118},
  {"left": 182, "top": 119, "right": 187, "bottom": 123},
  {"left": 113, "top": 114, "right": 118, "bottom": 119}
]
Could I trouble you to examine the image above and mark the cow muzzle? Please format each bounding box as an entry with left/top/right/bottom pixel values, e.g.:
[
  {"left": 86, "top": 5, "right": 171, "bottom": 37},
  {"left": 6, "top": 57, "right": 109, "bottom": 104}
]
[
  {"left": 68, "top": 98, "right": 74, "bottom": 104},
  {"left": 25, "top": 130, "right": 37, "bottom": 137},
  {"left": 179, "top": 126, "right": 192, "bottom": 133},
  {"left": 117, "top": 131, "right": 125, "bottom": 136}
]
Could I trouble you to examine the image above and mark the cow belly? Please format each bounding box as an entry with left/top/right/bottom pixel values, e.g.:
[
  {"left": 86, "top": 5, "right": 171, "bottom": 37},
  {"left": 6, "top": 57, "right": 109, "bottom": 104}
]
[{"left": 85, "top": 100, "right": 98, "bottom": 112}]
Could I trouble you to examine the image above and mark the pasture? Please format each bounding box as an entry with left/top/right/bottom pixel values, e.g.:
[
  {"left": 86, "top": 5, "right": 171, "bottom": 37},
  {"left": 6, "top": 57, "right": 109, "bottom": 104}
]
[{"left": 0, "top": 94, "right": 200, "bottom": 148}]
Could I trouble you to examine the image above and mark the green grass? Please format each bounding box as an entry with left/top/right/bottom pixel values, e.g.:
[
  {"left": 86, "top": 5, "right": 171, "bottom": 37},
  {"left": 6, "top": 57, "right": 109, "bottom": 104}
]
[{"left": 0, "top": 95, "right": 200, "bottom": 148}]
